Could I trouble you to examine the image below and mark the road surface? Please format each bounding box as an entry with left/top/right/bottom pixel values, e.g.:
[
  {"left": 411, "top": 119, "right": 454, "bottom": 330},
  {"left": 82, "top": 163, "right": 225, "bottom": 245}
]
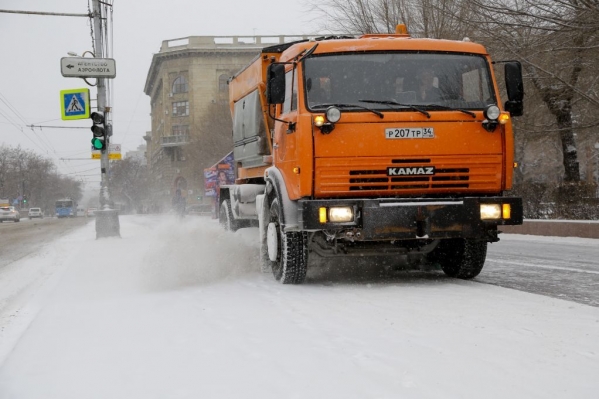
[
  {"left": 0, "top": 216, "right": 89, "bottom": 269},
  {"left": 0, "top": 216, "right": 597, "bottom": 399}
]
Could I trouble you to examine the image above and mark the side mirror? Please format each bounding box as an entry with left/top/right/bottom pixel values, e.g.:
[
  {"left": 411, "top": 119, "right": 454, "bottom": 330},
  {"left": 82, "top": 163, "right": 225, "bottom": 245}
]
[
  {"left": 504, "top": 100, "right": 523, "bottom": 117},
  {"left": 504, "top": 62, "right": 524, "bottom": 117},
  {"left": 266, "top": 64, "right": 286, "bottom": 105}
]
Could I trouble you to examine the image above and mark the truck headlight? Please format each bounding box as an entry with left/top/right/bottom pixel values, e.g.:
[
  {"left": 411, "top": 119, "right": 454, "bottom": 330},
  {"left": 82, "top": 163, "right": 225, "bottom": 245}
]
[
  {"left": 480, "top": 204, "right": 501, "bottom": 220},
  {"left": 319, "top": 206, "right": 354, "bottom": 223}
]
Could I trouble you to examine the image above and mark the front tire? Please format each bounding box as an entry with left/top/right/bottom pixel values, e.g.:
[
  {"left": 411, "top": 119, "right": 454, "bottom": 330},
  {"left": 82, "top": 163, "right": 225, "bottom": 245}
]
[
  {"left": 430, "top": 238, "right": 487, "bottom": 279},
  {"left": 267, "top": 198, "right": 307, "bottom": 284},
  {"left": 219, "top": 199, "right": 238, "bottom": 232}
]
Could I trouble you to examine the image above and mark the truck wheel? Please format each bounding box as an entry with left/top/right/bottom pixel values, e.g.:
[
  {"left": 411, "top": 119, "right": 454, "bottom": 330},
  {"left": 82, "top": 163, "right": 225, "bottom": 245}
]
[
  {"left": 219, "top": 199, "right": 238, "bottom": 232},
  {"left": 267, "top": 198, "right": 307, "bottom": 284},
  {"left": 431, "top": 238, "right": 487, "bottom": 279}
]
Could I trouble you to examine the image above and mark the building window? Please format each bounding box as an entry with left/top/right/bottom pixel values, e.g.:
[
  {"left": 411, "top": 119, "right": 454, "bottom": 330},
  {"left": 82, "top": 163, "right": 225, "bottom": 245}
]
[
  {"left": 170, "top": 147, "right": 184, "bottom": 163},
  {"left": 172, "top": 125, "right": 189, "bottom": 136},
  {"left": 172, "top": 101, "right": 189, "bottom": 116},
  {"left": 219, "top": 74, "right": 229, "bottom": 92},
  {"left": 172, "top": 76, "right": 188, "bottom": 94}
]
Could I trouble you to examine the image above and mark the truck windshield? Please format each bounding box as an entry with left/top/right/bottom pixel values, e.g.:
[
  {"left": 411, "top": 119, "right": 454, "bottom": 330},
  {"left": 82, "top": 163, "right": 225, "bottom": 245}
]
[{"left": 303, "top": 52, "right": 496, "bottom": 111}]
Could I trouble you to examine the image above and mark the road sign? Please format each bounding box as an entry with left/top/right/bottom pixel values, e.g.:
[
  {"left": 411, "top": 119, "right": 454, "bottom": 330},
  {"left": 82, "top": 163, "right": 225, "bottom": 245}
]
[
  {"left": 60, "top": 88, "right": 90, "bottom": 120},
  {"left": 91, "top": 143, "right": 122, "bottom": 160},
  {"left": 61, "top": 57, "right": 117, "bottom": 79},
  {"left": 91, "top": 152, "right": 122, "bottom": 160}
]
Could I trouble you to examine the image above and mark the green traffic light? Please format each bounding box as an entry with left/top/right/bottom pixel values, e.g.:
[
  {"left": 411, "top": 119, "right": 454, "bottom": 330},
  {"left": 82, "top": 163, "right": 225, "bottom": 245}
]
[{"left": 91, "top": 137, "right": 105, "bottom": 150}]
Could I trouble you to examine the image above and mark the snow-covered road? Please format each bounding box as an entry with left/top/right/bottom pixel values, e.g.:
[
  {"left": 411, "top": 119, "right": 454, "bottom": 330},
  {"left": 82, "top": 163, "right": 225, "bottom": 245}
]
[
  {"left": 484, "top": 234, "right": 599, "bottom": 306},
  {"left": 0, "top": 215, "right": 597, "bottom": 398}
]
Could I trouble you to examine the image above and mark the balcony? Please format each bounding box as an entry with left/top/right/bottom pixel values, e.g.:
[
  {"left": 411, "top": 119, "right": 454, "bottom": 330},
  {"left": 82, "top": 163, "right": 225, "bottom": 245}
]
[{"left": 161, "top": 134, "right": 189, "bottom": 147}]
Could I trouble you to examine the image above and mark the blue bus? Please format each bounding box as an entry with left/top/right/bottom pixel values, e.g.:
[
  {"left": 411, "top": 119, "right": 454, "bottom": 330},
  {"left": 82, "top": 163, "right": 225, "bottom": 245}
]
[{"left": 55, "top": 198, "right": 76, "bottom": 218}]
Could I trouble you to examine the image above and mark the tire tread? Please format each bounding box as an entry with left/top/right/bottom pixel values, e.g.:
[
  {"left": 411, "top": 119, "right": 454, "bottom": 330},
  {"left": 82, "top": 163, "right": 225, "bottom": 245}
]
[{"left": 432, "top": 238, "right": 487, "bottom": 280}]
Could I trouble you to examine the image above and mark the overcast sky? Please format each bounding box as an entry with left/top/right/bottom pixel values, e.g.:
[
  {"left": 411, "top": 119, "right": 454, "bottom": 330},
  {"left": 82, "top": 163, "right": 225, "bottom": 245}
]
[{"left": 0, "top": 0, "right": 320, "bottom": 189}]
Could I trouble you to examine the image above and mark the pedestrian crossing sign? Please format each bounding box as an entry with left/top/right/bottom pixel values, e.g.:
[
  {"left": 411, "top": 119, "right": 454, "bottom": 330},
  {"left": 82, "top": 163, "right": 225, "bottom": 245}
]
[{"left": 60, "top": 88, "right": 90, "bottom": 120}]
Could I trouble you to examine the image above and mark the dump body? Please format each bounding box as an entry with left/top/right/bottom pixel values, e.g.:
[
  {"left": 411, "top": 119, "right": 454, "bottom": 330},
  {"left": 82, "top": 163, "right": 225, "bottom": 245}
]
[{"left": 223, "top": 30, "right": 524, "bottom": 283}]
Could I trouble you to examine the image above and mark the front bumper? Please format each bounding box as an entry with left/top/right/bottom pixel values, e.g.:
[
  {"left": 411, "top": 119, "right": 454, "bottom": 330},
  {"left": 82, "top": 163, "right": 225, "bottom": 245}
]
[{"left": 298, "top": 196, "right": 522, "bottom": 241}]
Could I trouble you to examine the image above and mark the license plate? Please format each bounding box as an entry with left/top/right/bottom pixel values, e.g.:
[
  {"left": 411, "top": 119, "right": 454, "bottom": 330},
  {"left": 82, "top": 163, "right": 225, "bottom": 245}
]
[{"left": 385, "top": 127, "right": 434, "bottom": 139}]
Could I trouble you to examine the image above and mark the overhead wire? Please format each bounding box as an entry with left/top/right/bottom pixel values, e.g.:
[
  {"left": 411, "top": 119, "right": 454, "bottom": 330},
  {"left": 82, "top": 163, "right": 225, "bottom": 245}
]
[
  {"left": 62, "top": 167, "right": 100, "bottom": 175},
  {"left": 0, "top": 4, "right": 108, "bottom": 188},
  {"left": 0, "top": 91, "right": 59, "bottom": 153},
  {"left": 0, "top": 108, "right": 49, "bottom": 154}
]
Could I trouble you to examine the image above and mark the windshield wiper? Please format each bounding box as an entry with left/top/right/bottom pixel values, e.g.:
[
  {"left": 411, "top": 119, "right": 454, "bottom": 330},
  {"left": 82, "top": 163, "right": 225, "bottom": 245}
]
[
  {"left": 311, "top": 103, "right": 384, "bottom": 119},
  {"left": 296, "top": 44, "right": 318, "bottom": 62},
  {"left": 359, "top": 99, "right": 430, "bottom": 118},
  {"left": 419, "top": 104, "right": 476, "bottom": 118}
]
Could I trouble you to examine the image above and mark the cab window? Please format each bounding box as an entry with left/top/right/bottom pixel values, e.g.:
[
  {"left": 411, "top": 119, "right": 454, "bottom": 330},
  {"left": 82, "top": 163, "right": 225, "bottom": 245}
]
[{"left": 282, "top": 70, "right": 298, "bottom": 114}]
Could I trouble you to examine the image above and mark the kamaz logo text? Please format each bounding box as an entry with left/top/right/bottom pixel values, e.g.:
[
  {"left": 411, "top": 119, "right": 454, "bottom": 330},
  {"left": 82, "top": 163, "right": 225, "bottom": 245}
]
[{"left": 387, "top": 166, "right": 435, "bottom": 176}]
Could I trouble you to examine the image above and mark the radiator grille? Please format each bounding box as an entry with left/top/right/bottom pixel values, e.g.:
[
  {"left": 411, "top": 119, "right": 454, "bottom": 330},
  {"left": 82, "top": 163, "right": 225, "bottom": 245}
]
[{"left": 315, "top": 156, "right": 502, "bottom": 197}]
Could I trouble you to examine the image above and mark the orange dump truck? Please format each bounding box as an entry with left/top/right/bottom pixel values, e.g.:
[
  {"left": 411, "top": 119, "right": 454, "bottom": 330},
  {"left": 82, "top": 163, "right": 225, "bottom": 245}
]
[{"left": 221, "top": 26, "right": 524, "bottom": 284}]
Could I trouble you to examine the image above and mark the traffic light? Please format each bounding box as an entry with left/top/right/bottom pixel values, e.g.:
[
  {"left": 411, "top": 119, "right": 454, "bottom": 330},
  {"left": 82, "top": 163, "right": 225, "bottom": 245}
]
[
  {"left": 90, "top": 111, "right": 107, "bottom": 150},
  {"left": 23, "top": 195, "right": 27, "bottom": 204}
]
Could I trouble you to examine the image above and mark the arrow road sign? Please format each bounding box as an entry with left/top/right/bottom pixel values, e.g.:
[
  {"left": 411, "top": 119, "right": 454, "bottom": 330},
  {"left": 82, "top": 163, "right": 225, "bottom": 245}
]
[{"left": 60, "top": 57, "right": 116, "bottom": 79}]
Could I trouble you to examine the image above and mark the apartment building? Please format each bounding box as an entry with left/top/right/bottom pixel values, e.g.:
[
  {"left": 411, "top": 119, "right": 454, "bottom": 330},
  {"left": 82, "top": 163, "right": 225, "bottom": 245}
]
[{"left": 143, "top": 35, "right": 310, "bottom": 210}]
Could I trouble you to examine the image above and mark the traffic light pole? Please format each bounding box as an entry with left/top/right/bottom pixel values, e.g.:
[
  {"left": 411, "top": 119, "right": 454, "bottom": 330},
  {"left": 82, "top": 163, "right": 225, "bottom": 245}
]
[{"left": 92, "top": 0, "right": 119, "bottom": 238}]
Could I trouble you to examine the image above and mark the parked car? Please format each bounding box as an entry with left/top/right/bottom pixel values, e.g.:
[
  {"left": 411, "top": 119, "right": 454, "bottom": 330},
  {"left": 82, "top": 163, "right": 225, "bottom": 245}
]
[
  {"left": 0, "top": 206, "right": 20, "bottom": 222},
  {"left": 86, "top": 208, "right": 98, "bottom": 217},
  {"left": 186, "top": 204, "right": 214, "bottom": 216},
  {"left": 28, "top": 207, "right": 44, "bottom": 219}
]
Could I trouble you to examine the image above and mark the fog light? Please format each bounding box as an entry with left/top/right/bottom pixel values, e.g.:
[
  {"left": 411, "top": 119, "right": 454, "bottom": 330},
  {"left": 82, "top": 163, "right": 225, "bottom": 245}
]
[
  {"left": 480, "top": 204, "right": 501, "bottom": 220},
  {"left": 502, "top": 204, "right": 511, "bottom": 219},
  {"left": 328, "top": 206, "right": 353, "bottom": 223},
  {"left": 325, "top": 107, "right": 341, "bottom": 123},
  {"left": 484, "top": 105, "right": 501, "bottom": 120}
]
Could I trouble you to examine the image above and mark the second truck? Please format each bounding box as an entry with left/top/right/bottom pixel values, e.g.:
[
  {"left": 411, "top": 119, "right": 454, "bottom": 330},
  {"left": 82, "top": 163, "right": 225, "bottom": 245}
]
[{"left": 219, "top": 25, "right": 524, "bottom": 284}]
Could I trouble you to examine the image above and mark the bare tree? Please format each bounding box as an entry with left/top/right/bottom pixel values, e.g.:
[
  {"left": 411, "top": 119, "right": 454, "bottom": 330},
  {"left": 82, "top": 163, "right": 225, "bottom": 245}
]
[
  {"left": 0, "top": 144, "right": 82, "bottom": 211},
  {"left": 109, "top": 157, "right": 149, "bottom": 213},
  {"left": 463, "top": 0, "right": 599, "bottom": 182},
  {"left": 309, "top": 0, "right": 475, "bottom": 39}
]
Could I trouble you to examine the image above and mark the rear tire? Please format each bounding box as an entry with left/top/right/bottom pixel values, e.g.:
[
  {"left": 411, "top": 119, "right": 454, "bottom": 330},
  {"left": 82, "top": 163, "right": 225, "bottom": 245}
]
[
  {"left": 430, "top": 238, "right": 487, "bottom": 279},
  {"left": 219, "top": 199, "right": 238, "bottom": 232},
  {"left": 267, "top": 198, "right": 307, "bottom": 284}
]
